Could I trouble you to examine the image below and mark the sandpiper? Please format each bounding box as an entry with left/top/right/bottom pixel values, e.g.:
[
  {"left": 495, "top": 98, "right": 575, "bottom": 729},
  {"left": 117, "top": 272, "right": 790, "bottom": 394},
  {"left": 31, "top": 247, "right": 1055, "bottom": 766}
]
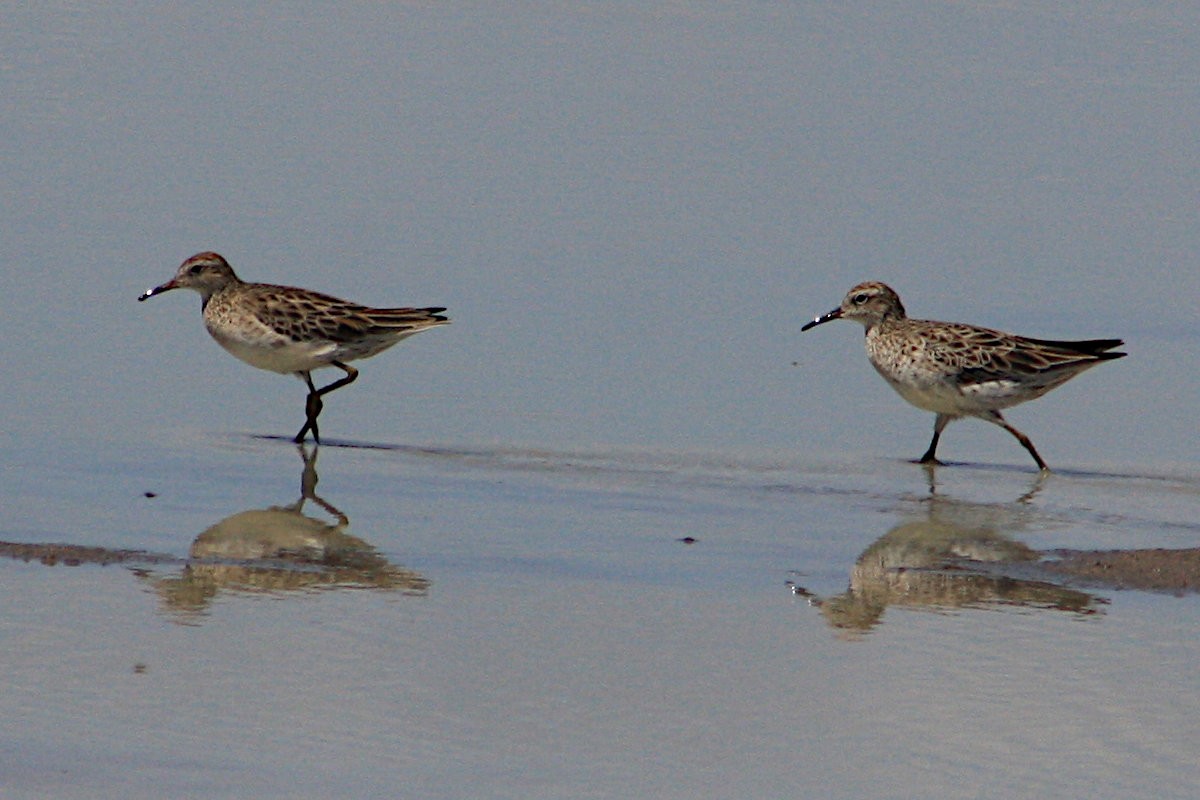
[
  {"left": 800, "top": 281, "right": 1125, "bottom": 470},
  {"left": 139, "top": 252, "right": 448, "bottom": 444}
]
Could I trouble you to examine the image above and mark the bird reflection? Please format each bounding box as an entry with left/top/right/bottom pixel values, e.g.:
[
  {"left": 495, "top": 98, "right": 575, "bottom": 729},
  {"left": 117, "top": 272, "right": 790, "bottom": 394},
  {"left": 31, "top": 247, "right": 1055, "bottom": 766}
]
[
  {"left": 921, "top": 461, "right": 1048, "bottom": 503},
  {"left": 146, "top": 445, "right": 428, "bottom": 621},
  {"left": 795, "top": 493, "right": 1103, "bottom": 634}
]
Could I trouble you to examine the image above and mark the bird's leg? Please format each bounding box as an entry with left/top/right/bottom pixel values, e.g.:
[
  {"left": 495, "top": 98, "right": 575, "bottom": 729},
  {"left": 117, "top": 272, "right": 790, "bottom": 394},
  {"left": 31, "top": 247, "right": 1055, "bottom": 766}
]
[
  {"left": 293, "top": 362, "right": 359, "bottom": 444},
  {"left": 988, "top": 411, "right": 1049, "bottom": 472},
  {"left": 918, "top": 433, "right": 941, "bottom": 464},
  {"left": 316, "top": 361, "right": 359, "bottom": 398},
  {"left": 294, "top": 371, "right": 322, "bottom": 444},
  {"left": 918, "top": 414, "right": 952, "bottom": 465}
]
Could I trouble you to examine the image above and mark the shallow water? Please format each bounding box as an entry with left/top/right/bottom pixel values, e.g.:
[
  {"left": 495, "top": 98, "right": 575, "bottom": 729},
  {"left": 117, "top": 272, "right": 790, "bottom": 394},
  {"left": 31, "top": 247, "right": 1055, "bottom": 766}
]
[
  {"left": 3, "top": 2, "right": 1200, "bottom": 797},
  {"left": 2, "top": 432, "right": 1198, "bottom": 799}
]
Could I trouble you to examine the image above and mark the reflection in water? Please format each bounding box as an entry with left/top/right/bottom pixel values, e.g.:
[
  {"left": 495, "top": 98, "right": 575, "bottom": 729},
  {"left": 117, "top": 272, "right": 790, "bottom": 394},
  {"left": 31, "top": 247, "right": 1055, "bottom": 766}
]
[
  {"left": 798, "top": 489, "right": 1103, "bottom": 634},
  {"left": 921, "top": 461, "right": 1048, "bottom": 503},
  {"left": 145, "top": 445, "right": 428, "bottom": 622}
]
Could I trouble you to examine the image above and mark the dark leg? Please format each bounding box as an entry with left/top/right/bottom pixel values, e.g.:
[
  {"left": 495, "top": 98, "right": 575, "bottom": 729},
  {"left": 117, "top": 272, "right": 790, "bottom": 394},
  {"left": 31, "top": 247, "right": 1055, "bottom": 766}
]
[
  {"left": 316, "top": 361, "right": 359, "bottom": 397},
  {"left": 918, "top": 414, "right": 952, "bottom": 465},
  {"left": 988, "top": 411, "right": 1049, "bottom": 471},
  {"left": 294, "top": 372, "right": 321, "bottom": 444},
  {"left": 293, "top": 362, "right": 359, "bottom": 444}
]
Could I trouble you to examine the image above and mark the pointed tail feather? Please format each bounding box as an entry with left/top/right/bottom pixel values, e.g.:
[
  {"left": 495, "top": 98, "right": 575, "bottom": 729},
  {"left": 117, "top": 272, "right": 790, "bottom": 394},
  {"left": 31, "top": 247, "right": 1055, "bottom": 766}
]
[{"left": 1021, "top": 337, "right": 1125, "bottom": 359}]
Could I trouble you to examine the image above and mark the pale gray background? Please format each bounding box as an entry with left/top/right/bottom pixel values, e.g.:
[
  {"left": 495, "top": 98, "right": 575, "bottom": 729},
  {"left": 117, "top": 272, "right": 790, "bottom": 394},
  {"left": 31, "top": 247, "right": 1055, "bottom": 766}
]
[{"left": 3, "top": 2, "right": 1195, "bottom": 465}]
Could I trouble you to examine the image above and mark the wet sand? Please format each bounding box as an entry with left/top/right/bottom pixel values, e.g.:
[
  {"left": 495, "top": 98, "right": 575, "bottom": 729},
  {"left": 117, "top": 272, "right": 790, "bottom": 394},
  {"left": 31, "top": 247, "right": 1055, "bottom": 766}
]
[{"left": 1044, "top": 548, "right": 1200, "bottom": 594}]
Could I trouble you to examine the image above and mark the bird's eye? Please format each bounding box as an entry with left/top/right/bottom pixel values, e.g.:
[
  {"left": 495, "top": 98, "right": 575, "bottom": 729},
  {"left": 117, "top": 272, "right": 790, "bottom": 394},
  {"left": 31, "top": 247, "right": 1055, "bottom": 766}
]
[
  {"left": 188, "top": 264, "right": 204, "bottom": 275},
  {"left": 852, "top": 293, "right": 869, "bottom": 305}
]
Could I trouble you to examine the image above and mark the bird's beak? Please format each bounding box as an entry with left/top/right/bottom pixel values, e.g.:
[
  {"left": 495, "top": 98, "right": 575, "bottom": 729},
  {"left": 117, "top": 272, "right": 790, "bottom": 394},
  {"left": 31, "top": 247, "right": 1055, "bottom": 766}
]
[
  {"left": 801, "top": 307, "right": 842, "bottom": 331},
  {"left": 138, "top": 279, "right": 177, "bottom": 302}
]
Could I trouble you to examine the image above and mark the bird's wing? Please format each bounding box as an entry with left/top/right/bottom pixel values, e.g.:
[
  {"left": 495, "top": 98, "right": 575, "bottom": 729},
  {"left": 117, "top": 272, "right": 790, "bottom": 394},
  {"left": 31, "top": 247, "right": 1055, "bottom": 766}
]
[{"left": 245, "top": 284, "right": 446, "bottom": 344}]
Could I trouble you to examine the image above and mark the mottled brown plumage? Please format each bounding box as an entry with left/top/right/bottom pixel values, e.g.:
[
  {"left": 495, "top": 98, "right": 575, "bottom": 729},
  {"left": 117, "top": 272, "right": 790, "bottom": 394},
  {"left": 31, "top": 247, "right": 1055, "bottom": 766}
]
[
  {"left": 801, "top": 281, "right": 1124, "bottom": 470},
  {"left": 140, "top": 251, "right": 448, "bottom": 443}
]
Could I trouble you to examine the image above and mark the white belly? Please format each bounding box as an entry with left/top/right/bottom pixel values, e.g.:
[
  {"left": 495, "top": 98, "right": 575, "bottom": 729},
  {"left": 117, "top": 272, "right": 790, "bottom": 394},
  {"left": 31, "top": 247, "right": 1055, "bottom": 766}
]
[
  {"left": 879, "top": 366, "right": 1025, "bottom": 415},
  {"left": 208, "top": 326, "right": 338, "bottom": 374}
]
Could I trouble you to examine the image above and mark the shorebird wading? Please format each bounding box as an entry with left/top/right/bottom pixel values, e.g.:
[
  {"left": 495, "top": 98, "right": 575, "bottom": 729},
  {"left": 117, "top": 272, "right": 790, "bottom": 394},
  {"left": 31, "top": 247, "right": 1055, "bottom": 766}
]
[
  {"left": 139, "top": 252, "right": 448, "bottom": 444},
  {"left": 800, "top": 281, "right": 1125, "bottom": 470}
]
